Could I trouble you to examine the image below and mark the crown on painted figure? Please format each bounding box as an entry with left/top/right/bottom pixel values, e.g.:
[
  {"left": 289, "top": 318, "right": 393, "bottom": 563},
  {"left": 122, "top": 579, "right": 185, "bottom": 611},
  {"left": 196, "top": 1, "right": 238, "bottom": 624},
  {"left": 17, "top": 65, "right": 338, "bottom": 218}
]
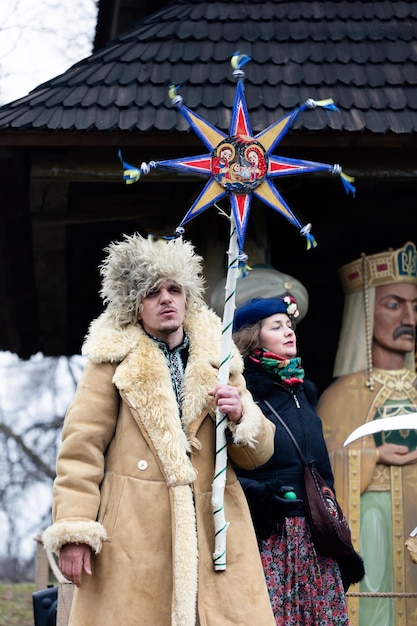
[{"left": 339, "top": 241, "right": 417, "bottom": 295}]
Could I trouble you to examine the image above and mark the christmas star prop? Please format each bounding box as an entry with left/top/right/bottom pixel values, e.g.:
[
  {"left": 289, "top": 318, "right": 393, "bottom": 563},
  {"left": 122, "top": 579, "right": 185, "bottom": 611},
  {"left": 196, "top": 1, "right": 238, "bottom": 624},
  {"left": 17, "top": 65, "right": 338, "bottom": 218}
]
[{"left": 119, "top": 53, "right": 355, "bottom": 256}]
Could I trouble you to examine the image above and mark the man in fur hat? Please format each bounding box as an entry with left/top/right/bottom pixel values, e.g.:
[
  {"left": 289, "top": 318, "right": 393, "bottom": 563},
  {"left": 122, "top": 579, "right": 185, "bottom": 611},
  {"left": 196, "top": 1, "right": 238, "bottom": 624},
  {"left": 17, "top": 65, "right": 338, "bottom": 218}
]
[{"left": 43, "top": 233, "right": 276, "bottom": 626}]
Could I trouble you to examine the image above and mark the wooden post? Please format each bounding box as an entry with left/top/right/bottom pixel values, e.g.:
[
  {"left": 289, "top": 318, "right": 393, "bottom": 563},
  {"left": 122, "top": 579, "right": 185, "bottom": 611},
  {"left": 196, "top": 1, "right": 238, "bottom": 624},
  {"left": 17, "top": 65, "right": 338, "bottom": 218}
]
[
  {"left": 57, "top": 583, "right": 74, "bottom": 626},
  {"left": 34, "top": 535, "right": 49, "bottom": 591},
  {"left": 34, "top": 533, "right": 74, "bottom": 626}
]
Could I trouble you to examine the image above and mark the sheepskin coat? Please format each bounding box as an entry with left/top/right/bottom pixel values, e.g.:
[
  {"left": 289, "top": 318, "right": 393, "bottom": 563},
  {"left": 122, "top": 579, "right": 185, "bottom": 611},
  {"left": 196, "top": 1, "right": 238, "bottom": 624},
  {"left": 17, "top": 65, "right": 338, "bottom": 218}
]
[{"left": 43, "top": 304, "right": 276, "bottom": 626}]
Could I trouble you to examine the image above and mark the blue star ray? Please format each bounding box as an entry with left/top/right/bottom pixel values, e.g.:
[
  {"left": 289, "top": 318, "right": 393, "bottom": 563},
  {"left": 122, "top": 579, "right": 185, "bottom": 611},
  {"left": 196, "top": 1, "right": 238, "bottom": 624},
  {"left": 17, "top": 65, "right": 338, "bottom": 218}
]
[
  {"left": 253, "top": 180, "right": 302, "bottom": 229},
  {"left": 174, "top": 102, "right": 227, "bottom": 151},
  {"left": 255, "top": 109, "right": 303, "bottom": 153},
  {"left": 179, "top": 179, "right": 227, "bottom": 226}
]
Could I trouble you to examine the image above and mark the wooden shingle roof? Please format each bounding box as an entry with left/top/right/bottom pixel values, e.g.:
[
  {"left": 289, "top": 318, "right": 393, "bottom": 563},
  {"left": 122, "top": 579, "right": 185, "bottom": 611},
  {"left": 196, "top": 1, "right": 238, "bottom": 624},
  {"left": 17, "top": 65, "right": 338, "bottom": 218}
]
[{"left": 0, "top": 0, "right": 416, "bottom": 137}]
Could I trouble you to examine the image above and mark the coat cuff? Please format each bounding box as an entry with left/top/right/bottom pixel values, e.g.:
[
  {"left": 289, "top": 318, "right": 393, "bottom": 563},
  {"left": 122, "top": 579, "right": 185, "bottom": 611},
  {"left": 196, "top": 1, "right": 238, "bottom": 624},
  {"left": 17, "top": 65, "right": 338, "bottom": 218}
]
[
  {"left": 42, "top": 519, "right": 107, "bottom": 555},
  {"left": 227, "top": 395, "right": 261, "bottom": 448}
]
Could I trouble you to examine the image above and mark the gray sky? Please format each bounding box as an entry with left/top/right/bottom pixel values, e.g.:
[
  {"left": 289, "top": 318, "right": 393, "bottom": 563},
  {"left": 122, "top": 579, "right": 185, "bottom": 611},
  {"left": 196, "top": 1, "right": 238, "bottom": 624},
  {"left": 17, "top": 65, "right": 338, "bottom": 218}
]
[{"left": 0, "top": 0, "right": 97, "bottom": 105}]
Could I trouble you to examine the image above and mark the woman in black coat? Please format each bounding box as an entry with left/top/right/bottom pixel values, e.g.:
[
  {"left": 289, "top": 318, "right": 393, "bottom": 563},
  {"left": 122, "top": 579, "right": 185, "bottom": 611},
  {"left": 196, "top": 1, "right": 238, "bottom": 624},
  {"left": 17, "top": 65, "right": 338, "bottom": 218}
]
[{"left": 233, "top": 295, "right": 363, "bottom": 625}]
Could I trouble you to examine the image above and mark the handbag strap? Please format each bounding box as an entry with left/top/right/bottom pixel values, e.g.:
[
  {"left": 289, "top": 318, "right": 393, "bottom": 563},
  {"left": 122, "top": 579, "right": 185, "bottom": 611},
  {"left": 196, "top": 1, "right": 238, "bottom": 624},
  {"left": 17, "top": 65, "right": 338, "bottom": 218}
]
[{"left": 262, "top": 399, "right": 308, "bottom": 466}]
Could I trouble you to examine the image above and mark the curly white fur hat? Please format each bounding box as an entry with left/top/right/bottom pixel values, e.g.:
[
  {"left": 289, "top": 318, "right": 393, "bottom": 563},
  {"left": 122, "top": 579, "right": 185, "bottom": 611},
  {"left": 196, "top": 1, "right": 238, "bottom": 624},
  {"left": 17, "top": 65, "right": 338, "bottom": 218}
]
[{"left": 99, "top": 234, "right": 206, "bottom": 327}]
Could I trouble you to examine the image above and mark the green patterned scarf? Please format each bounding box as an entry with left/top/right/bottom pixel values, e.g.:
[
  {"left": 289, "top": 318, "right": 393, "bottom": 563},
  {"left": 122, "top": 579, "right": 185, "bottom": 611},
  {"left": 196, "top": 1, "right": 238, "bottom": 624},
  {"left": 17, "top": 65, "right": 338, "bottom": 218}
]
[{"left": 249, "top": 348, "right": 305, "bottom": 387}]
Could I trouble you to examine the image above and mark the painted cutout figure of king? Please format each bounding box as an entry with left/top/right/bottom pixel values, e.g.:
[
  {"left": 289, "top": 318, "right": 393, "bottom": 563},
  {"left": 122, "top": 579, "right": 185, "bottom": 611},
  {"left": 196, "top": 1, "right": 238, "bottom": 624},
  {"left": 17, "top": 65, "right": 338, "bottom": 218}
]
[{"left": 317, "top": 241, "right": 417, "bottom": 626}]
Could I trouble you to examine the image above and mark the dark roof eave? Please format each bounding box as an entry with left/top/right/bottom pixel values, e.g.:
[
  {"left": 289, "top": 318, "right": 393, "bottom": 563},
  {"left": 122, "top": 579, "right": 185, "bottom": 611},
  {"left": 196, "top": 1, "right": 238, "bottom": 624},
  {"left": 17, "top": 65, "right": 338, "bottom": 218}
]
[{"left": 0, "top": 128, "right": 415, "bottom": 149}]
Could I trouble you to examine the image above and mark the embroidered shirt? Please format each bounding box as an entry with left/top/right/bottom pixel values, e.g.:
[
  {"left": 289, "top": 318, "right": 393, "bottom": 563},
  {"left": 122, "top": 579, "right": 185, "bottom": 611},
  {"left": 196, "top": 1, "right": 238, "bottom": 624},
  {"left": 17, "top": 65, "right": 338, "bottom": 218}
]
[{"left": 147, "top": 330, "right": 190, "bottom": 413}]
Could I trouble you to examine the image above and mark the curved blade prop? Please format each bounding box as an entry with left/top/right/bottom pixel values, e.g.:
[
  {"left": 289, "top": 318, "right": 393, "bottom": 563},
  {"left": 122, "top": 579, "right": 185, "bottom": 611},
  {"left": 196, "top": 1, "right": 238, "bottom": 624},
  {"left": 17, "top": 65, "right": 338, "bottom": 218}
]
[{"left": 343, "top": 413, "right": 417, "bottom": 447}]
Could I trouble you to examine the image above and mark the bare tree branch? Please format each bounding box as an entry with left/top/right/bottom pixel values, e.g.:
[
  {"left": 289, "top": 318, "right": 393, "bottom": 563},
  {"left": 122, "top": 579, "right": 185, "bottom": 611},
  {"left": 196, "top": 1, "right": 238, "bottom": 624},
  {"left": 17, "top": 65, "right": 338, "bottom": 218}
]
[
  {"left": 0, "top": 353, "right": 85, "bottom": 578},
  {"left": 0, "top": 422, "right": 56, "bottom": 480}
]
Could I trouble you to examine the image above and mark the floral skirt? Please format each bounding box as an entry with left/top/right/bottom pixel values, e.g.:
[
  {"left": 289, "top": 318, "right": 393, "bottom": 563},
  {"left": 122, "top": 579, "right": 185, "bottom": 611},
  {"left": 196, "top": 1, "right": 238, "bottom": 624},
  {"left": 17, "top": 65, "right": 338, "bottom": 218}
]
[{"left": 261, "top": 516, "right": 349, "bottom": 625}]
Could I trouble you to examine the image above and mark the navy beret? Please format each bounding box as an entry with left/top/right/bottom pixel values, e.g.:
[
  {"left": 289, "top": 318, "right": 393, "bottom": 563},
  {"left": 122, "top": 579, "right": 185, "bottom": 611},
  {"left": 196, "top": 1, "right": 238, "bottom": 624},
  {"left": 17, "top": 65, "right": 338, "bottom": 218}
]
[
  {"left": 211, "top": 265, "right": 309, "bottom": 321},
  {"left": 233, "top": 296, "right": 299, "bottom": 332}
]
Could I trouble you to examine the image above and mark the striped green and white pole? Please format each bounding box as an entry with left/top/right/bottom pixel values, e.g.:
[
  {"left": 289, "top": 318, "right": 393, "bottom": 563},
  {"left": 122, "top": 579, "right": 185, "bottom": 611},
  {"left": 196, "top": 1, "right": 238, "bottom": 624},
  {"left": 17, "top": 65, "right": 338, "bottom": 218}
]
[{"left": 212, "top": 211, "right": 240, "bottom": 571}]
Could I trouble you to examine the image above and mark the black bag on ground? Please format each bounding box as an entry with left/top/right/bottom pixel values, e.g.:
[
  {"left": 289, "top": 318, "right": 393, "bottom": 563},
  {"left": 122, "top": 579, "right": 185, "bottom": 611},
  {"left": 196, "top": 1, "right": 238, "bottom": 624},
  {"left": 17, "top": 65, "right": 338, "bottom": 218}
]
[{"left": 33, "top": 586, "right": 57, "bottom": 626}]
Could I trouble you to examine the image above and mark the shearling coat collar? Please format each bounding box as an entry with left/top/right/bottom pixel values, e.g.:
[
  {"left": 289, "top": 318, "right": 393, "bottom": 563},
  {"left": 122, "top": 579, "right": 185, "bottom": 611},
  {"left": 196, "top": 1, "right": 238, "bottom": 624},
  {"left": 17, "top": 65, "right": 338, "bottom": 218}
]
[{"left": 82, "top": 305, "right": 244, "bottom": 487}]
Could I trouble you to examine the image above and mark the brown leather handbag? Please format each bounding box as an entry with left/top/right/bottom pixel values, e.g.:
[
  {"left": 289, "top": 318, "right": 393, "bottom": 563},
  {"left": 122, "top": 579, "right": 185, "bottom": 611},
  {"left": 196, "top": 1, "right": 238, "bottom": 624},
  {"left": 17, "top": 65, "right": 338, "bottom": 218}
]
[{"left": 263, "top": 400, "right": 353, "bottom": 558}]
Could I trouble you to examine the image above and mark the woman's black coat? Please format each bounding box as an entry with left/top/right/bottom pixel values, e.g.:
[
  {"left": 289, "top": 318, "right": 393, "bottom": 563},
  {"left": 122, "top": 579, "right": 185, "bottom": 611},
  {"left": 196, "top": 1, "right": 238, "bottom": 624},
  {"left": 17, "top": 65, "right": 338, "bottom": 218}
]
[
  {"left": 235, "top": 357, "right": 335, "bottom": 530},
  {"left": 235, "top": 357, "right": 366, "bottom": 592}
]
